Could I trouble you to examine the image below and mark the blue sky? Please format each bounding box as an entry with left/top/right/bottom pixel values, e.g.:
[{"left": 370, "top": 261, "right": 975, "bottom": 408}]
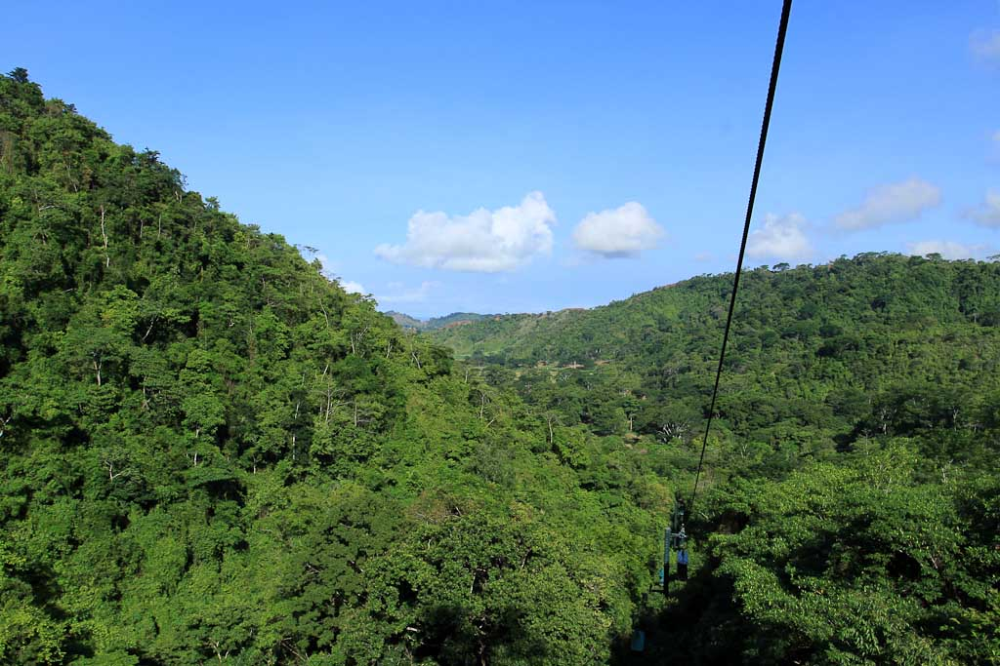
[{"left": 11, "top": 1, "right": 1000, "bottom": 317}]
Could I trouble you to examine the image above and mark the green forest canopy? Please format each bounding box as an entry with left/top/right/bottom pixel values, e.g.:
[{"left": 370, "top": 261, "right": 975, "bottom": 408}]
[{"left": 1, "top": 69, "right": 998, "bottom": 665}]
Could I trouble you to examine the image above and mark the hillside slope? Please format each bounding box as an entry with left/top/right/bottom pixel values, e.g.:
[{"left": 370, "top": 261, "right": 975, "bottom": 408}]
[
  {"left": 0, "top": 70, "right": 655, "bottom": 666},
  {"left": 427, "top": 259, "right": 1000, "bottom": 664},
  {"left": 432, "top": 256, "right": 1000, "bottom": 365},
  {"left": 431, "top": 256, "right": 1000, "bottom": 453}
]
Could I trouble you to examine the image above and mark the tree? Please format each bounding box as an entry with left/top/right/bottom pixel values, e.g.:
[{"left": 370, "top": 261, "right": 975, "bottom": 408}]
[{"left": 8, "top": 67, "right": 29, "bottom": 83}]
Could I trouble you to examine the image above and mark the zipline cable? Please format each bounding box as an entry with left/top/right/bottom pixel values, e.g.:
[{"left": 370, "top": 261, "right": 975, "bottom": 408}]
[{"left": 689, "top": 0, "right": 793, "bottom": 509}]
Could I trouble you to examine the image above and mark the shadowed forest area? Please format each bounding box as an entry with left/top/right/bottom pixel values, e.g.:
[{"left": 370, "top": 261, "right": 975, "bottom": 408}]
[{"left": 1, "top": 71, "right": 998, "bottom": 665}]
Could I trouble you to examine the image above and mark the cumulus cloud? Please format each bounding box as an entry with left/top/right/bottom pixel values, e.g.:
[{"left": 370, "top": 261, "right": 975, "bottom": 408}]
[
  {"left": 906, "top": 240, "right": 991, "bottom": 260},
  {"left": 572, "top": 202, "right": 664, "bottom": 258},
  {"left": 340, "top": 280, "right": 366, "bottom": 295},
  {"left": 746, "top": 212, "right": 812, "bottom": 261},
  {"left": 967, "top": 190, "right": 1000, "bottom": 228},
  {"left": 377, "top": 281, "right": 439, "bottom": 304},
  {"left": 375, "top": 192, "right": 555, "bottom": 272},
  {"left": 834, "top": 178, "right": 942, "bottom": 231},
  {"left": 970, "top": 29, "right": 1000, "bottom": 62}
]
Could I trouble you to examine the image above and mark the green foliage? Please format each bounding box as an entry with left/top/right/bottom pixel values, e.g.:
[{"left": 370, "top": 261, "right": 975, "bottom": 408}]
[
  {"left": 690, "top": 444, "right": 1000, "bottom": 664},
  {"left": 1, "top": 70, "right": 997, "bottom": 665},
  {"left": 0, "top": 71, "right": 651, "bottom": 665},
  {"left": 431, "top": 259, "right": 1000, "bottom": 663}
]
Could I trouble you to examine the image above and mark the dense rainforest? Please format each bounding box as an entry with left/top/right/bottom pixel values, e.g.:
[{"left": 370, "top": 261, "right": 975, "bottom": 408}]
[
  {"left": 429, "top": 254, "right": 1000, "bottom": 663},
  {"left": 0, "top": 70, "right": 998, "bottom": 665}
]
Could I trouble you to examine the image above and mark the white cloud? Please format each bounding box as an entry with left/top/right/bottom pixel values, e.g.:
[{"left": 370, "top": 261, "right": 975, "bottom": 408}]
[
  {"left": 694, "top": 252, "right": 714, "bottom": 262},
  {"left": 970, "top": 29, "right": 1000, "bottom": 62},
  {"left": 746, "top": 212, "right": 812, "bottom": 261},
  {"left": 313, "top": 254, "right": 365, "bottom": 294},
  {"left": 316, "top": 253, "right": 337, "bottom": 272},
  {"left": 572, "top": 202, "right": 664, "bottom": 258},
  {"left": 834, "top": 178, "right": 941, "bottom": 230},
  {"left": 340, "top": 280, "right": 366, "bottom": 295},
  {"left": 906, "top": 240, "right": 990, "bottom": 260},
  {"left": 375, "top": 192, "right": 555, "bottom": 272},
  {"left": 993, "top": 130, "right": 1000, "bottom": 145},
  {"left": 377, "top": 281, "right": 439, "bottom": 304},
  {"left": 967, "top": 190, "right": 1000, "bottom": 228}
]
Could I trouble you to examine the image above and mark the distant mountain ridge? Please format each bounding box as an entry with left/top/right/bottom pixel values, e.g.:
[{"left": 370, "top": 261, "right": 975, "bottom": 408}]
[
  {"left": 425, "top": 253, "right": 1000, "bottom": 364},
  {"left": 385, "top": 310, "right": 491, "bottom": 330}
]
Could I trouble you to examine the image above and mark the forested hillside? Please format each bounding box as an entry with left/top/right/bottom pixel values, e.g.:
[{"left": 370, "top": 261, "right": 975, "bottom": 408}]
[
  {"left": 431, "top": 255, "right": 1000, "bottom": 459},
  {"left": 429, "top": 258, "right": 1000, "bottom": 661},
  {"left": 0, "top": 71, "right": 660, "bottom": 666},
  {"left": 1, "top": 70, "right": 998, "bottom": 666}
]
